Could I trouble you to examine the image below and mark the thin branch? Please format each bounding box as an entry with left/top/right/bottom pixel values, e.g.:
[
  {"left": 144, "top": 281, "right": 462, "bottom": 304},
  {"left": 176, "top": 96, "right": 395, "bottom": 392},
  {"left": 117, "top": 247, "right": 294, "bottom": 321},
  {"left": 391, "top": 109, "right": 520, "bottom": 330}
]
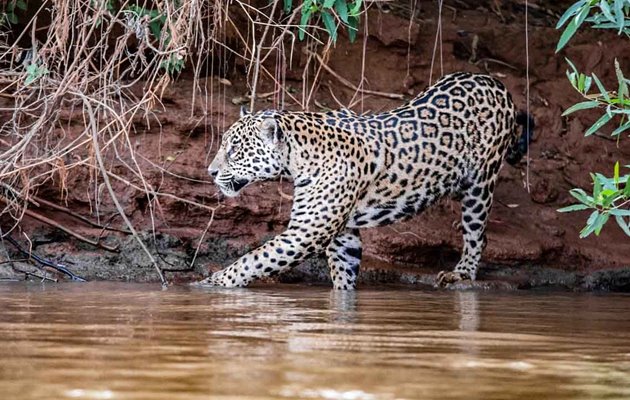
[
  {"left": 307, "top": 51, "right": 405, "bottom": 100},
  {"left": 85, "top": 100, "right": 166, "bottom": 286}
]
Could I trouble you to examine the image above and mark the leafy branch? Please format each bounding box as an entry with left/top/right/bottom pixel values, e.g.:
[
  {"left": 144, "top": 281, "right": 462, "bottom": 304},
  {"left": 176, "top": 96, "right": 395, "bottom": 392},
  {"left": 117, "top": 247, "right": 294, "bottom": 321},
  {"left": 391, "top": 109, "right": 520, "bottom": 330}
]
[
  {"left": 557, "top": 0, "right": 630, "bottom": 237},
  {"left": 556, "top": 0, "right": 630, "bottom": 52},
  {"left": 287, "top": 0, "right": 362, "bottom": 43},
  {"left": 562, "top": 58, "right": 630, "bottom": 137},
  {"left": 559, "top": 162, "right": 630, "bottom": 237}
]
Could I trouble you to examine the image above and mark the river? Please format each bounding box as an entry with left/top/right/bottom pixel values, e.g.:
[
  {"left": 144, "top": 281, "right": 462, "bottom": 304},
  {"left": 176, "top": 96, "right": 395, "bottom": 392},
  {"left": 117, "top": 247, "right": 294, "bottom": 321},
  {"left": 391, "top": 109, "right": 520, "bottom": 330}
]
[{"left": 1, "top": 282, "right": 629, "bottom": 399}]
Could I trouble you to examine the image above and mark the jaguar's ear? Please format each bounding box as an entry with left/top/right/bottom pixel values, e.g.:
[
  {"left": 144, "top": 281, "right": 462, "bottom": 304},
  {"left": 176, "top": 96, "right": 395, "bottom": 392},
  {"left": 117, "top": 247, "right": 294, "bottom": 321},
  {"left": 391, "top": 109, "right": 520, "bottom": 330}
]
[
  {"left": 259, "top": 118, "right": 283, "bottom": 146},
  {"left": 240, "top": 106, "right": 250, "bottom": 118}
]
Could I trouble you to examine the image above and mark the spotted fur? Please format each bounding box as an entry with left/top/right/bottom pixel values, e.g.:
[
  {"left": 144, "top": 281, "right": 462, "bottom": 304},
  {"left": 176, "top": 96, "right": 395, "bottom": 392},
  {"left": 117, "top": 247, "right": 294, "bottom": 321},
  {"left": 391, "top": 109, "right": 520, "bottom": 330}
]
[{"left": 198, "top": 72, "right": 532, "bottom": 289}]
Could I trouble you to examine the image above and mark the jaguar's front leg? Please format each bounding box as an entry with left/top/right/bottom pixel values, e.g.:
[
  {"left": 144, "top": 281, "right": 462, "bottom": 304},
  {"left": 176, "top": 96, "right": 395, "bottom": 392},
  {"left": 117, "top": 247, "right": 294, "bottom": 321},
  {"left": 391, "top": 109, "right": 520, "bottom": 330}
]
[
  {"left": 197, "top": 203, "right": 355, "bottom": 288},
  {"left": 326, "top": 228, "right": 362, "bottom": 290},
  {"left": 196, "top": 255, "right": 258, "bottom": 288},
  {"left": 196, "top": 166, "right": 360, "bottom": 288},
  {"left": 196, "top": 231, "right": 307, "bottom": 288}
]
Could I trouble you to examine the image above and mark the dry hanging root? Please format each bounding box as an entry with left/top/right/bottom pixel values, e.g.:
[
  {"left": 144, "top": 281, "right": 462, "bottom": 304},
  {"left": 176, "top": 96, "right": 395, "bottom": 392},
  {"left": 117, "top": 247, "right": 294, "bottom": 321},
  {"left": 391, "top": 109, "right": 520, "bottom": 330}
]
[
  {"left": 0, "top": 1, "right": 224, "bottom": 284},
  {"left": 0, "top": 192, "right": 125, "bottom": 281},
  {"left": 0, "top": 0, "right": 377, "bottom": 283}
]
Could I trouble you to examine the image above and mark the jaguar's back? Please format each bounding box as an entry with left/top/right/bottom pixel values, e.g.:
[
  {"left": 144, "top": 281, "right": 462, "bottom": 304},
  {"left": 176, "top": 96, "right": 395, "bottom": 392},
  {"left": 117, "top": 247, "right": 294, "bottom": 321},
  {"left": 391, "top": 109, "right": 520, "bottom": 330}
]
[{"left": 345, "top": 73, "right": 521, "bottom": 231}]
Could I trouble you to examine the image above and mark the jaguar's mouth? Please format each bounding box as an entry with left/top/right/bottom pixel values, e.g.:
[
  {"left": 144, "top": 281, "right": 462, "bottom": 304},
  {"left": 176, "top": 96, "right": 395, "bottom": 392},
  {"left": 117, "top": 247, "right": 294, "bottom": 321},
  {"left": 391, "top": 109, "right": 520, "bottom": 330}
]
[
  {"left": 230, "top": 178, "right": 250, "bottom": 193},
  {"left": 216, "top": 177, "right": 250, "bottom": 197}
]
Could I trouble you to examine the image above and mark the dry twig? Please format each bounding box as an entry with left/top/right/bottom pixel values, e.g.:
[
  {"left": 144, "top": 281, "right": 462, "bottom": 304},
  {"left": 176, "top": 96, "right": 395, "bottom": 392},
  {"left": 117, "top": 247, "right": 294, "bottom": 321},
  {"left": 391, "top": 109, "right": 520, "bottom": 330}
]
[{"left": 307, "top": 50, "right": 405, "bottom": 100}]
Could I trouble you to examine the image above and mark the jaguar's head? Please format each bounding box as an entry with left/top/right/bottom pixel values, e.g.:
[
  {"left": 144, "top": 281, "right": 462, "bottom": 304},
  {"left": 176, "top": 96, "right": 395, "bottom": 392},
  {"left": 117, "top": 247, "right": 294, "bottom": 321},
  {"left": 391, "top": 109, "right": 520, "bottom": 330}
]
[{"left": 208, "top": 108, "right": 287, "bottom": 197}]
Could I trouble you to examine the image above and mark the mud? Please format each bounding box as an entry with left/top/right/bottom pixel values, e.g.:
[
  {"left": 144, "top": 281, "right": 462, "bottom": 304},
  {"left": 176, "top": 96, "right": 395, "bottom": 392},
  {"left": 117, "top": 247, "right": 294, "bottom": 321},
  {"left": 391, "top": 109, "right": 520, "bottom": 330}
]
[{"left": 1, "top": 1, "right": 629, "bottom": 290}]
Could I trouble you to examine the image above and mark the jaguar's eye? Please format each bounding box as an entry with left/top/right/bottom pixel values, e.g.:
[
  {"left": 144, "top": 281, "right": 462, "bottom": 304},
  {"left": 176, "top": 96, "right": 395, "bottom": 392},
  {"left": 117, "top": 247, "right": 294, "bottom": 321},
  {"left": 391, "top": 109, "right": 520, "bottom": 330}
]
[{"left": 226, "top": 143, "right": 239, "bottom": 159}]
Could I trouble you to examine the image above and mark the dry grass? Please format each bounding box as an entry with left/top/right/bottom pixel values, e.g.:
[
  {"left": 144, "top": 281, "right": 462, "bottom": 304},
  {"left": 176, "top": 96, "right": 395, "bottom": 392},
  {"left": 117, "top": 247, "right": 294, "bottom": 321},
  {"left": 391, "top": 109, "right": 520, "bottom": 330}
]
[{"left": 0, "top": 0, "right": 378, "bottom": 283}]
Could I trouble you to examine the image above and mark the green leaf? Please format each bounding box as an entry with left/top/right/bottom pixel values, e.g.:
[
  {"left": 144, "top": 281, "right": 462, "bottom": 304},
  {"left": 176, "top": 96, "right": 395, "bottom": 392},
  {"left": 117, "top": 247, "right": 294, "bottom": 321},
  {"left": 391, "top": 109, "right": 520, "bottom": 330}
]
[
  {"left": 585, "top": 112, "right": 613, "bottom": 136},
  {"left": 302, "top": 0, "right": 313, "bottom": 14},
  {"left": 602, "top": 190, "right": 622, "bottom": 208},
  {"left": 349, "top": 0, "right": 362, "bottom": 16},
  {"left": 557, "top": 21, "right": 579, "bottom": 52},
  {"left": 578, "top": 73, "right": 590, "bottom": 93},
  {"left": 335, "top": 0, "right": 349, "bottom": 23},
  {"left": 557, "top": 0, "right": 588, "bottom": 29},
  {"left": 324, "top": 0, "right": 336, "bottom": 8},
  {"left": 321, "top": 10, "right": 338, "bottom": 42},
  {"left": 16, "top": 0, "right": 27, "bottom": 11},
  {"left": 7, "top": 12, "right": 17, "bottom": 24},
  {"left": 600, "top": 0, "right": 615, "bottom": 22},
  {"left": 614, "top": 0, "right": 625, "bottom": 33},
  {"left": 610, "top": 209, "right": 630, "bottom": 216},
  {"left": 593, "top": 172, "right": 602, "bottom": 200},
  {"left": 298, "top": 10, "right": 312, "bottom": 41},
  {"left": 24, "top": 63, "right": 48, "bottom": 85},
  {"left": 580, "top": 210, "right": 600, "bottom": 237},
  {"left": 615, "top": 58, "right": 628, "bottom": 99},
  {"left": 626, "top": 175, "right": 630, "bottom": 196},
  {"left": 592, "top": 73, "right": 611, "bottom": 101},
  {"left": 562, "top": 100, "right": 600, "bottom": 115},
  {"left": 584, "top": 75, "right": 593, "bottom": 93},
  {"left": 347, "top": 15, "right": 359, "bottom": 42},
  {"left": 149, "top": 21, "right": 163, "bottom": 40},
  {"left": 556, "top": 3, "right": 592, "bottom": 52},
  {"left": 591, "top": 21, "right": 630, "bottom": 29},
  {"left": 594, "top": 212, "right": 610, "bottom": 235},
  {"left": 558, "top": 204, "right": 592, "bottom": 212},
  {"left": 614, "top": 161, "right": 620, "bottom": 187},
  {"left": 566, "top": 57, "right": 579, "bottom": 74},
  {"left": 614, "top": 215, "right": 630, "bottom": 236},
  {"left": 283, "top": 0, "right": 292, "bottom": 13},
  {"left": 569, "top": 188, "right": 594, "bottom": 205},
  {"left": 575, "top": 1, "right": 592, "bottom": 26},
  {"left": 567, "top": 71, "right": 578, "bottom": 89}
]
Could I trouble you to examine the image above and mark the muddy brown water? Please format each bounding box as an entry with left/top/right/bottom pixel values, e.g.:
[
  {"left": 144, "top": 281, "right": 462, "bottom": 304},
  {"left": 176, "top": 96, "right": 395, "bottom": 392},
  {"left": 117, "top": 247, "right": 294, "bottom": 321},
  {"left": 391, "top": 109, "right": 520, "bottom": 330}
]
[{"left": 1, "top": 283, "right": 630, "bottom": 400}]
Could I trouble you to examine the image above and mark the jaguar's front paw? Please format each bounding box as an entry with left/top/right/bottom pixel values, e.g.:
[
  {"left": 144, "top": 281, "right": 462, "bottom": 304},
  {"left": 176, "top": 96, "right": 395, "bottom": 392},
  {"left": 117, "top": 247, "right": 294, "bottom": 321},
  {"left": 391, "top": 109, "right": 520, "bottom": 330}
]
[
  {"left": 192, "top": 267, "right": 231, "bottom": 286},
  {"left": 192, "top": 268, "right": 249, "bottom": 288},
  {"left": 192, "top": 273, "right": 220, "bottom": 286},
  {"left": 436, "top": 270, "right": 471, "bottom": 288}
]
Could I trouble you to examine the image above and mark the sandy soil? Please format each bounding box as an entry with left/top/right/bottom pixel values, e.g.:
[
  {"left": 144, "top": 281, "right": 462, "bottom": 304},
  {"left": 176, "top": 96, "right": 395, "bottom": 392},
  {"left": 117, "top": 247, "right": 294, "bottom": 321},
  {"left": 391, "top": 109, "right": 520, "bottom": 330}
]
[{"left": 2, "top": 1, "right": 630, "bottom": 289}]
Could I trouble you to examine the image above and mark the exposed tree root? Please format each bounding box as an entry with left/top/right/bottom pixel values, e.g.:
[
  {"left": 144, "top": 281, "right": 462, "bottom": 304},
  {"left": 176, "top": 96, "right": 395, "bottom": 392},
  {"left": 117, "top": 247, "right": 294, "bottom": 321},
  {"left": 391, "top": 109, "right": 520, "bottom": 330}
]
[{"left": 4, "top": 235, "right": 86, "bottom": 282}]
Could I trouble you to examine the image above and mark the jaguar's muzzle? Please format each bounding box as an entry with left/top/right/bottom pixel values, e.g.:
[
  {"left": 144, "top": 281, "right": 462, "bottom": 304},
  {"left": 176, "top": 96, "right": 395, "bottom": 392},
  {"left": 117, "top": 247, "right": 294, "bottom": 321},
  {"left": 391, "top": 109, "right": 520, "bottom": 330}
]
[{"left": 216, "top": 177, "right": 250, "bottom": 197}]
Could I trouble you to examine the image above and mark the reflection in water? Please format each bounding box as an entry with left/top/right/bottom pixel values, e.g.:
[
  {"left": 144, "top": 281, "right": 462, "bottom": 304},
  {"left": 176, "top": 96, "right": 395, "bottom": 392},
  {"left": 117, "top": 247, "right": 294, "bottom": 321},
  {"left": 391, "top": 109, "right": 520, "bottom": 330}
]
[
  {"left": 0, "top": 283, "right": 630, "bottom": 400},
  {"left": 456, "top": 291, "right": 479, "bottom": 332},
  {"left": 329, "top": 289, "right": 357, "bottom": 324}
]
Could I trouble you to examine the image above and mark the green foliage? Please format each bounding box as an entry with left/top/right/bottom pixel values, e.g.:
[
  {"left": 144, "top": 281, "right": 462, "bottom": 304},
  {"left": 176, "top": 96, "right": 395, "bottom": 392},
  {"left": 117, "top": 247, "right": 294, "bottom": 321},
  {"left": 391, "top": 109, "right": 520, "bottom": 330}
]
[
  {"left": 126, "top": 5, "right": 168, "bottom": 41},
  {"left": 125, "top": 3, "right": 185, "bottom": 75},
  {"left": 558, "top": 1, "right": 630, "bottom": 237},
  {"left": 160, "top": 53, "right": 185, "bottom": 75},
  {"left": 564, "top": 58, "right": 630, "bottom": 136},
  {"left": 24, "top": 63, "right": 48, "bottom": 86},
  {"left": 288, "top": 0, "right": 362, "bottom": 43},
  {"left": 556, "top": 0, "right": 630, "bottom": 52},
  {"left": 559, "top": 163, "right": 630, "bottom": 237},
  {"left": 2, "top": 0, "right": 27, "bottom": 25}
]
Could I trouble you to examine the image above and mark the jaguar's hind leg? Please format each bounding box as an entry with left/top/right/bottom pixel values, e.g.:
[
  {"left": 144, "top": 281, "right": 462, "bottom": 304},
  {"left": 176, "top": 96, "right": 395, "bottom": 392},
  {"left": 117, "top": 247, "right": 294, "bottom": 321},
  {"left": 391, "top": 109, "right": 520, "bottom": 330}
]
[
  {"left": 326, "top": 228, "right": 362, "bottom": 290},
  {"left": 438, "top": 173, "right": 496, "bottom": 287}
]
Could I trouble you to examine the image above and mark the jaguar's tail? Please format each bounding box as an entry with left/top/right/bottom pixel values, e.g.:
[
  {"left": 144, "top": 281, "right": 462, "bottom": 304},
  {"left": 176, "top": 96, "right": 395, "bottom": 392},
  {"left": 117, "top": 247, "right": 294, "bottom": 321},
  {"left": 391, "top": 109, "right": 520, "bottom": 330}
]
[{"left": 505, "top": 111, "right": 535, "bottom": 165}]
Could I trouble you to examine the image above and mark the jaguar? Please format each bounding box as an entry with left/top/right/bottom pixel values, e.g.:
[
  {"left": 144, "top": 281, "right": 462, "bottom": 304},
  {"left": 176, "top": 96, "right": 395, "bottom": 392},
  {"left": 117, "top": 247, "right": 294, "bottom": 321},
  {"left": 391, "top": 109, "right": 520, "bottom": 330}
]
[{"left": 197, "top": 72, "right": 533, "bottom": 289}]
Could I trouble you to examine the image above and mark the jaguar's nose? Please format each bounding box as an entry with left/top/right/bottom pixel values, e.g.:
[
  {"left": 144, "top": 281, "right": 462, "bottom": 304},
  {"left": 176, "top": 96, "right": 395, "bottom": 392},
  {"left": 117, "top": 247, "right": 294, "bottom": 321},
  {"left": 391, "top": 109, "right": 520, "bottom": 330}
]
[{"left": 208, "top": 166, "right": 219, "bottom": 178}]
